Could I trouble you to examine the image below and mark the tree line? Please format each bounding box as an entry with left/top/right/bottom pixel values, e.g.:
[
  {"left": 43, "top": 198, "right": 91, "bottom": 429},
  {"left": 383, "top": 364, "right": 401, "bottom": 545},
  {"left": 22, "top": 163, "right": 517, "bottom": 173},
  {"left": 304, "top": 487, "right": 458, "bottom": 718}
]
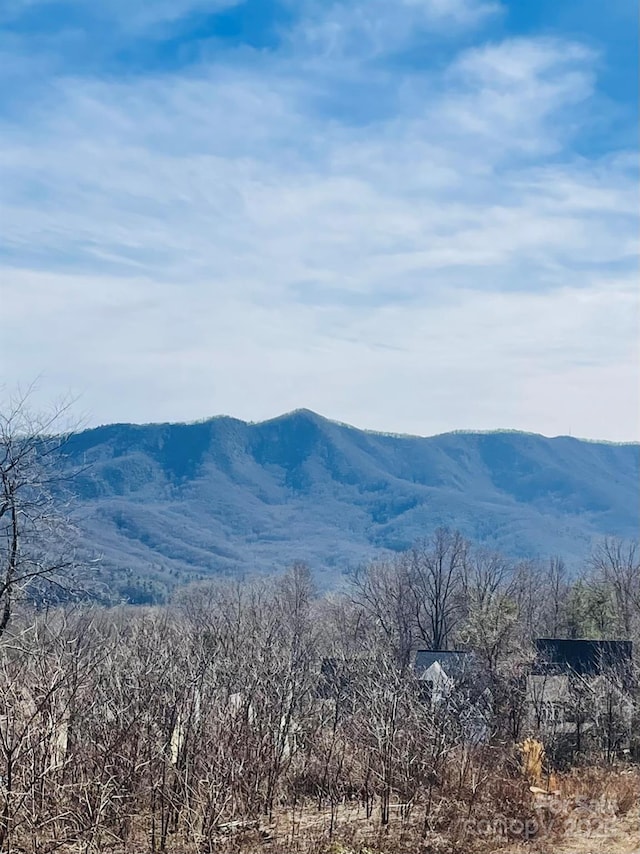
[
  {"left": 0, "top": 544, "right": 637, "bottom": 852},
  {"left": 1, "top": 396, "right": 639, "bottom": 853}
]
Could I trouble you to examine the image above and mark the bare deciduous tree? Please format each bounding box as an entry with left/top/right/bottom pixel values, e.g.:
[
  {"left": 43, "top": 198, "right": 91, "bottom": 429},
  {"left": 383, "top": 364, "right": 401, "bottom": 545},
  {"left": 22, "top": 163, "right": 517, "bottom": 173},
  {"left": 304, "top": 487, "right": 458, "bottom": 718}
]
[
  {"left": 590, "top": 538, "right": 640, "bottom": 638},
  {"left": 409, "top": 527, "right": 468, "bottom": 651},
  {"left": 349, "top": 555, "right": 416, "bottom": 669},
  {"left": 0, "top": 393, "right": 79, "bottom": 637}
]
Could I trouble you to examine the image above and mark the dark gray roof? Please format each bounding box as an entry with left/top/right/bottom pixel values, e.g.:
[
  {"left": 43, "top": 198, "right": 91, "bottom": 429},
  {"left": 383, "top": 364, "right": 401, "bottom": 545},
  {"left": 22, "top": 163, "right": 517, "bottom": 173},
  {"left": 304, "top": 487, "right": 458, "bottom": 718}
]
[{"left": 535, "top": 639, "right": 632, "bottom": 676}]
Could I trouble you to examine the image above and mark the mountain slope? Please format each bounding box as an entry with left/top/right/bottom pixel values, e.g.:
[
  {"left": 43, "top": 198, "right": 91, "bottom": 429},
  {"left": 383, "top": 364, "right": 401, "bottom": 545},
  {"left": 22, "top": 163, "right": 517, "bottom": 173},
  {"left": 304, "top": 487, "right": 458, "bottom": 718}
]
[{"left": 63, "top": 410, "right": 640, "bottom": 599}]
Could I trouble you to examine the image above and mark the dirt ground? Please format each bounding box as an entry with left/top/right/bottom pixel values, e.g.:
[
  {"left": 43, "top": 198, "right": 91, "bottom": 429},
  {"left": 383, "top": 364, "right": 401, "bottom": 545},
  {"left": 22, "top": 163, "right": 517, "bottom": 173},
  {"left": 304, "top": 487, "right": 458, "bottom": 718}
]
[
  {"left": 500, "top": 808, "right": 640, "bottom": 854},
  {"left": 226, "top": 800, "right": 640, "bottom": 854},
  {"left": 259, "top": 796, "right": 640, "bottom": 854}
]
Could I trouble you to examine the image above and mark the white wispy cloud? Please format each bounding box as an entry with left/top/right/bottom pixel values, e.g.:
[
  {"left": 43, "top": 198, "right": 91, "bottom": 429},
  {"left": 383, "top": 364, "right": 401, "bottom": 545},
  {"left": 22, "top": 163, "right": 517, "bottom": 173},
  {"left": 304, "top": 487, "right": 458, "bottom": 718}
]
[
  {"left": 1, "top": 0, "right": 242, "bottom": 29},
  {"left": 290, "top": 0, "right": 502, "bottom": 58},
  {"left": 0, "top": 0, "right": 637, "bottom": 439}
]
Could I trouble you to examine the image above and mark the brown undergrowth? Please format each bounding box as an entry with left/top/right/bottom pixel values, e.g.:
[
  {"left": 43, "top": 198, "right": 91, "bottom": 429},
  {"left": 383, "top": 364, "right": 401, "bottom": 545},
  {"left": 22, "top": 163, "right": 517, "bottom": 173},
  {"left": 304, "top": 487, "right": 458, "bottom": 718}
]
[{"left": 71, "top": 766, "right": 636, "bottom": 854}]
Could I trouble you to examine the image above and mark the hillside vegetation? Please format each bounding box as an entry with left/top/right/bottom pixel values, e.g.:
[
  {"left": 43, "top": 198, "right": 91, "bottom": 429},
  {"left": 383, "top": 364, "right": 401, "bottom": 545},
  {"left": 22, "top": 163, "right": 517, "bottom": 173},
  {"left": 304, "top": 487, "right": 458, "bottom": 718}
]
[
  {"left": 1, "top": 552, "right": 639, "bottom": 854},
  {"left": 62, "top": 410, "right": 639, "bottom": 599}
]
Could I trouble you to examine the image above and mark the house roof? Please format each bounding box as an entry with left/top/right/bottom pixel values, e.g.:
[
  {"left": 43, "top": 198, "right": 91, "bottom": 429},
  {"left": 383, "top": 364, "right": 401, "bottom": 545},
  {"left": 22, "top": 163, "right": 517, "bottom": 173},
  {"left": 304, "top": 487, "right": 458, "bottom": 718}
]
[
  {"left": 534, "top": 638, "right": 632, "bottom": 676},
  {"left": 414, "top": 650, "right": 472, "bottom": 678}
]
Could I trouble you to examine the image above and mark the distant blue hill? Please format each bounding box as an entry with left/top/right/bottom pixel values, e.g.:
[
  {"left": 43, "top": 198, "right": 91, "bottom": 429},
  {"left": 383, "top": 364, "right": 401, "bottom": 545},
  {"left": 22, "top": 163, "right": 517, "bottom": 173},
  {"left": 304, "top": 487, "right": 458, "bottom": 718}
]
[{"left": 63, "top": 409, "right": 640, "bottom": 601}]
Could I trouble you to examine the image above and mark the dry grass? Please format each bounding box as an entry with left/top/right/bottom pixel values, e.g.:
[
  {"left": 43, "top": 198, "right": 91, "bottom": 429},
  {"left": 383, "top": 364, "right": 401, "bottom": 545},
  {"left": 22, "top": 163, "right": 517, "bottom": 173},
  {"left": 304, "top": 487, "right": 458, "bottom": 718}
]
[
  {"left": 506, "top": 766, "right": 640, "bottom": 854},
  {"left": 107, "top": 768, "right": 633, "bottom": 854},
  {"left": 9, "top": 766, "right": 639, "bottom": 854},
  {"left": 239, "top": 767, "right": 639, "bottom": 854}
]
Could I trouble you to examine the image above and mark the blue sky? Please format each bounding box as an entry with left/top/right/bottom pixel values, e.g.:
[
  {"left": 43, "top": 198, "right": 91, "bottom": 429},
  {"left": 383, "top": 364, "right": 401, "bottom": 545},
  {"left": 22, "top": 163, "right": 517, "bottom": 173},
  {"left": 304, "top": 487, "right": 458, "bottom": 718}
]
[{"left": 0, "top": 0, "right": 638, "bottom": 440}]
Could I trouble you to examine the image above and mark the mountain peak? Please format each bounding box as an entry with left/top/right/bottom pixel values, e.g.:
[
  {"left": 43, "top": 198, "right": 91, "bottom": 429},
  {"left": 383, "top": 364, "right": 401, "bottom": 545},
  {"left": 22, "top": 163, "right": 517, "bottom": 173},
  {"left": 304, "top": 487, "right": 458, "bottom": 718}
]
[
  {"left": 63, "top": 414, "right": 639, "bottom": 604},
  {"left": 262, "top": 408, "right": 329, "bottom": 426}
]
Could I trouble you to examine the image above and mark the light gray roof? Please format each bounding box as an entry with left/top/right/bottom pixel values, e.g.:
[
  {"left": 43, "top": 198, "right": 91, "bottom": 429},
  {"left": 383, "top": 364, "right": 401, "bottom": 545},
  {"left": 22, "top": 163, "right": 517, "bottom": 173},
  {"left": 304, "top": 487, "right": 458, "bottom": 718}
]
[{"left": 414, "top": 650, "right": 472, "bottom": 677}]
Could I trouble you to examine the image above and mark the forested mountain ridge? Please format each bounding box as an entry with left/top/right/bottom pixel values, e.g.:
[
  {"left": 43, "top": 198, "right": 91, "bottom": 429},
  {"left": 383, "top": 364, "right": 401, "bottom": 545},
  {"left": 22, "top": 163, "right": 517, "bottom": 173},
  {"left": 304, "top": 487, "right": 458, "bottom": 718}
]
[{"left": 62, "top": 409, "right": 639, "bottom": 599}]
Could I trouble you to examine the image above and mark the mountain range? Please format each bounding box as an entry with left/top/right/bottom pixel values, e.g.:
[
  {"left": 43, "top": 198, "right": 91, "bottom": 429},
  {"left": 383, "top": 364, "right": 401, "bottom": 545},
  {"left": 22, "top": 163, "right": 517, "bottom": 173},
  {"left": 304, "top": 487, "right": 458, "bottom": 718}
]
[{"left": 62, "top": 409, "right": 640, "bottom": 602}]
